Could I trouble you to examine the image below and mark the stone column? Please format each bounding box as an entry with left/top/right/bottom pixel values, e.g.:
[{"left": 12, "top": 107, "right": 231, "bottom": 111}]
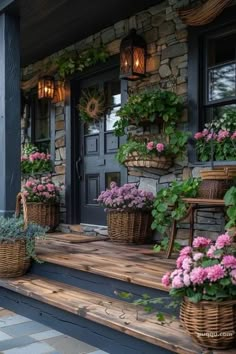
[{"left": 0, "top": 13, "right": 21, "bottom": 216}]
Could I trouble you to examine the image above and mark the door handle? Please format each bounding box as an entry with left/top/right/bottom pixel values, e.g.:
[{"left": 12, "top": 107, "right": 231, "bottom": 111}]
[{"left": 76, "top": 156, "right": 82, "bottom": 180}]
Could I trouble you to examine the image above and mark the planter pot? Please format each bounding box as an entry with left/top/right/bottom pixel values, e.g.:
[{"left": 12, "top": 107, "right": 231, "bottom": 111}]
[
  {"left": 124, "top": 152, "right": 173, "bottom": 170},
  {"left": 0, "top": 239, "right": 30, "bottom": 278},
  {"left": 26, "top": 202, "right": 60, "bottom": 232},
  {"left": 198, "top": 179, "right": 234, "bottom": 199},
  {"left": 107, "top": 210, "right": 152, "bottom": 244},
  {"left": 180, "top": 297, "right": 236, "bottom": 349},
  {"left": 200, "top": 166, "right": 236, "bottom": 180}
]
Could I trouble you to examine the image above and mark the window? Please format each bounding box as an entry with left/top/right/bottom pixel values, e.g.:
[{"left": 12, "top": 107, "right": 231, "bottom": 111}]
[
  {"left": 203, "top": 30, "right": 236, "bottom": 127},
  {"left": 31, "top": 95, "right": 51, "bottom": 153}
]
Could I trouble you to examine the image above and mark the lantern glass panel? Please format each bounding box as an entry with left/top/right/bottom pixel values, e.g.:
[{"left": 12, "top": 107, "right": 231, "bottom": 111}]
[
  {"left": 133, "top": 47, "right": 145, "bottom": 75},
  {"left": 120, "top": 47, "right": 132, "bottom": 76},
  {"left": 38, "top": 77, "right": 55, "bottom": 100}
]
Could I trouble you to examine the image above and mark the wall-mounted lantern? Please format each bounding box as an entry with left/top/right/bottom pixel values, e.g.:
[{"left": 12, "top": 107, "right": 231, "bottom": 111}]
[
  {"left": 120, "top": 29, "right": 146, "bottom": 81},
  {"left": 38, "top": 76, "right": 55, "bottom": 100}
]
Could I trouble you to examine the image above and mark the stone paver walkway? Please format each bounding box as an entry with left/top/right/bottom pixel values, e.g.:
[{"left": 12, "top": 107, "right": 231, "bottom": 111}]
[{"left": 0, "top": 309, "right": 108, "bottom": 354}]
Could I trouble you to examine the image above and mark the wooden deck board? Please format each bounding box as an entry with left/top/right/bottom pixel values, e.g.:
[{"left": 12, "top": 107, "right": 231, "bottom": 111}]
[
  {"left": 36, "top": 236, "right": 175, "bottom": 291},
  {"left": 0, "top": 275, "right": 204, "bottom": 354}
]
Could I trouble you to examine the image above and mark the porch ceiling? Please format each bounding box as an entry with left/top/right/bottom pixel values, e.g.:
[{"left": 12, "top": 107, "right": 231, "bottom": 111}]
[{"left": 5, "top": 0, "right": 162, "bottom": 66}]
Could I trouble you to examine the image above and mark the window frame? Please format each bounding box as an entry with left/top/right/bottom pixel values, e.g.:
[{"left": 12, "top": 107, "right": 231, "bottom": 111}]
[{"left": 188, "top": 7, "right": 236, "bottom": 164}]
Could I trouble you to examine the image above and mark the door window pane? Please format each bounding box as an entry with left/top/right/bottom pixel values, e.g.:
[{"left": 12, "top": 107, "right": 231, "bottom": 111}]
[
  {"left": 84, "top": 121, "right": 100, "bottom": 135},
  {"left": 105, "top": 80, "right": 121, "bottom": 131},
  {"left": 35, "top": 99, "right": 50, "bottom": 140},
  {"left": 105, "top": 172, "right": 120, "bottom": 189}
]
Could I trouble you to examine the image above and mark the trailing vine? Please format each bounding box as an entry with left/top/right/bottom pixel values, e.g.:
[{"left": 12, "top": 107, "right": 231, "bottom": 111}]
[{"left": 54, "top": 46, "right": 109, "bottom": 79}]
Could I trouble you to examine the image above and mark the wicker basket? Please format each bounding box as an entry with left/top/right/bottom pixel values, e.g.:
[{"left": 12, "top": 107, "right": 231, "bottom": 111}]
[
  {"left": 0, "top": 239, "right": 31, "bottom": 278},
  {"left": 198, "top": 179, "right": 234, "bottom": 199},
  {"left": 180, "top": 297, "right": 236, "bottom": 349},
  {"left": 107, "top": 210, "right": 152, "bottom": 244},
  {"left": 124, "top": 152, "right": 172, "bottom": 170},
  {"left": 16, "top": 193, "right": 59, "bottom": 232}
]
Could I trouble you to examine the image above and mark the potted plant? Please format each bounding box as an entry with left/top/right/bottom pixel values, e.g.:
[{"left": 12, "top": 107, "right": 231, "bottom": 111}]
[
  {"left": 116, "top": 131, "right": 189, "bottom": 170},
  {"left": 21, "top": 143, "right": 52, "bottom": 176},
  {"left": 162, "top": 234, "right": 236, "bottom": 349},
  {"left": 20, "top": 175, "right": 62, "bottom": 232},
  {"left": 224, "top": 186, "right": 236, "bottom": 238},
  {"left": 97, "top": 182, "right": 154, "bottom": 244},
  {"left": 0, "top": 216, "right": 46, "bottom": 278},
  {"left": 114, "top": 89, "right": 184, "bottom": 137}
]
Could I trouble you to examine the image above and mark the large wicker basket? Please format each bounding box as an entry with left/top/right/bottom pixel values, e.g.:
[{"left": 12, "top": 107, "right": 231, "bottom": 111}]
[
  {"left": 198, "top": 179, "right": 234, "bottom": 199},
  {"left": 180, "top": 297, "right": 236, "bottom": 349},
  {"left": 124, "top": 152, "right": 172, "bottom": 170},
  {"left": 0, "top": 239, "right": 31, "bottom": 278},
  {"left": 107, "top": 210, "right": 152, "bottom": 244},
  {"left": 16, "top": 193, "right": 59, "bottom": 232}
]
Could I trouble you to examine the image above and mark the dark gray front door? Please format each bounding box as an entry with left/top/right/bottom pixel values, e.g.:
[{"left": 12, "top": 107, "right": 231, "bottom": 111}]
[{"left": 75, "top": 68, "right": 126, "bottom": 225}]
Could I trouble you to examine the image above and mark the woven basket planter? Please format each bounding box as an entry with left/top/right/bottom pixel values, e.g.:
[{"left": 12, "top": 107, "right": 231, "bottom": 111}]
[
  {"left": 107, "top": 210, "right": 152, "bottom": 244},
  {"left": 16, "top": 193, "right": 59, "bottom": 232},
  {"left": 198, "top": 179, "right": 234, "bottom": 199},
  {"left": 0, "top": 239, "right": 31, "bottom": 278},
  {"left": 180, "top": 297, "right": 236, "bottom": 349},
  {"left": 124, "top": 152, "right": 172, "bottom": 170}
]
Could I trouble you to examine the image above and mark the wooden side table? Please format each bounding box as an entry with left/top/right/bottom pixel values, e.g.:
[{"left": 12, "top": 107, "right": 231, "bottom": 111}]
[{"left": 166, "top": 198, "right": 225, "bottom": 258}]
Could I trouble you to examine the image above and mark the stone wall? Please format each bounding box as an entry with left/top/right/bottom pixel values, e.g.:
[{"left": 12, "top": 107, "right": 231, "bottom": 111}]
[{"left": 21, "top": 0, "right": 227, "bottom": 237}]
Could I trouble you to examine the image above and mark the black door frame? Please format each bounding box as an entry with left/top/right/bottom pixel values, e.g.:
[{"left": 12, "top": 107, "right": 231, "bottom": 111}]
[{"left": 65, "top": 55, "right": 128, "bottom": 224}]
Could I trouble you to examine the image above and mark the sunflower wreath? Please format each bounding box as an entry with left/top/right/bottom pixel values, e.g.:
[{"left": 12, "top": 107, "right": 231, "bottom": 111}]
[{"left": 77, "top": 88, "right": 105, "bottom": 123}]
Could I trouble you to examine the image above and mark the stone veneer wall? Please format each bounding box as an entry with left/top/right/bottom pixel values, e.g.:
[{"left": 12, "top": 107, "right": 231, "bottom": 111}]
[{"left": 22, "top": 0, "right": 227, "bottom": 240}]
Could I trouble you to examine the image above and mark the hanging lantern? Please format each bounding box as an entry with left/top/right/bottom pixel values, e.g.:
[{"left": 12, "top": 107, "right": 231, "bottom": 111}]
[
  {"left": 120, "top": 29, "right": 146, "bottom": 80},
  {"left": 38, "top": 76, "right": 55, "bottom": 100}
]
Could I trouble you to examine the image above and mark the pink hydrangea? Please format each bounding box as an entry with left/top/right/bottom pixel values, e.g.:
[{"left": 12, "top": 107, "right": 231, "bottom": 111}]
[
  {"left": 217, "top": 129, "right": 230, "bottom": 142},
  {"left": 182, "top": 257, "right": 193, "bottom": 272},
  {"left": 179, "top": 246, "right": 192, "bottom": 257},
  {"left": 222, "top": 255, "right": 236, "bottom": 269},
  {"left": 162, "top": 272, "right": 171, "bottom": 287},
  {"left": 206, "top": 133, "right": 217, "bottom": 141},
  {"left": 183, "top": 272, "right": 191, "bottom": 287},
  {"left": 176, "top": 255, "right": 185, "bottom": 269},
  {"left": 206, "top": 265, "right": 225, "bottom": 282},
  {"left": 172, "top": 275, "right": 184, "bottom": 289},
  {"left": 215, "top": 233, "right": 232, "bottom": 249},
  {"left": 193, "top": 237, "right": 212, "bottom": 248},
  {"left": 194, "top": 132, "right": 203, "bottom": 140},
  {"left": 207, "top": 245, "right": 220, "bottom": 259},
  {"left": 231, "top": 131, "right": 236, "bottom": 140},
  {"left": 190, "top": 267, "right": 207, "bottom": 285},
  {"left": 37, "top": 184, "right": 45, "bottom": 192},
  {"left": 156, "top": 143, "right": 165, "bottom": 153},
  {"left": 147, "top": 141, "right": 154, "bottom": 151},
  {"left": 202, "top": 129, "right": 209, "bottom": 137},
  {"left": 193, "top": 252, "right": 204, "bottom": 262},
  {"left": 230, "top": 269, "right": 236, "bottom": 285}
]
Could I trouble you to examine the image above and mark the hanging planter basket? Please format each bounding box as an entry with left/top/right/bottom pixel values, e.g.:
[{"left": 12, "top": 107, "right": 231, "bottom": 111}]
[
  {"left": 16, "top": 193, "right": 59, "bottom": 232},
  {"left": 180, "top": 297, "right": 236, "bottom": 349},
  {"left": 107, "top": 210, "right": 152, "bottom": 244},
  {"left": 77, "top": 88, "right": 105, "bottom": 123},
  {"left": 124, "top": 152, "right": 173, "bottom": 170}
]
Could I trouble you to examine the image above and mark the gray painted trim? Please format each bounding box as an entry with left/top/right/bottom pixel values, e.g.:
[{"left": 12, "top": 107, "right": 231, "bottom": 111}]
[{"left": 0, "top": 0, "right": 15, "bottom": 13}]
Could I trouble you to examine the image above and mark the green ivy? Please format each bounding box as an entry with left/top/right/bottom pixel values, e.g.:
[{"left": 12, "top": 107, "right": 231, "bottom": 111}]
[
  {"left": 55, "top": 46, "right": 109, "bottom": 79},
  {"left": 151, "top": 178, "right": 201, "bottom": 236}
]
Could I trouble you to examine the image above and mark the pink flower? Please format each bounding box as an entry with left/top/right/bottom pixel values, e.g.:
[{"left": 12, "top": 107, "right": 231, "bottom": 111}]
[
  {"left": 179, "top": 246, "right": 192, "bottom": 257},
  {"left": 176, "top": 255, "right": 185, "bottom": 269},
  {"left": 222, "top": 255, "right": 236, "bottom": 269},
  {"left": 37, "top": 184, "right": 45, "bottom": 192},
  {"left": 183, "top": 272, "right": 191, "bottom": 287},
  {"left": 162, "top": 272, "right": 171, "bottom": 287},
  {"left": 206, "top": 264, "right": 225, "bottom": 282},
  {"left": 231, "top": 131, "right": 236, "bottom": 140},
  {"left": 207, "top": 245, "right": 220, "bottom": 259},
  {"left": 194, "top": 132, "right": 203, "bottom": 140},
  {"left": 182, "top": 257, "right": 193, "bottom": 272},
  {"left": 206, "top": 133, "right": 217, "bottom": 141},
  {"left": 172, "top": 275, "right": 184, "bottom": 289},
  {"left": 217, "top": 129, "right": 230, "bottom": 142},
  {"left": 156, "top": 143, "right": 165, "bottom": 153},
  {"left": 230, "top": 269, "right": 236, "bottom": 285},
  {"left": 25, "top": 181, "right": 33, "bottom": 188},
  {"left": 202, "top": 129, "right": 209, "bottom": 137},
  {"left": 147, "top": 141, "right": 154, "bottom": 151},
  {"left": 46, "top": 183, "right": 55, "bottom": 192},
  {"left": 190, "top": 267, "right": 208, "bottom": 285},
  {"left": 193, "top": 237, "right": 212, "bottom": 249},
  {"left": 215, "top": 233, "right": 232, "bottom": 249},
  {"left": 193, "top": 252, "right": 204, "bottom": 262}
]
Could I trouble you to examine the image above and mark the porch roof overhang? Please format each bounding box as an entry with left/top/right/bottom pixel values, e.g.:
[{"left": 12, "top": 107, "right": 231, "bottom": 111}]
[{"left": 1, "top": 0, "right": 162, "bottom": 66}]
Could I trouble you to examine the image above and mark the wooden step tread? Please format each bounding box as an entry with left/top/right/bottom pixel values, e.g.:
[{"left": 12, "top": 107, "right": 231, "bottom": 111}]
[
  {"left": 0, "top": 275, "right": 202, "bottom": 354},
  {"left": 41, "top": 233, "right": 108, "bottom": 244},
  {"left": 35, "top": 240, "right": 175, "bottom": 292}
]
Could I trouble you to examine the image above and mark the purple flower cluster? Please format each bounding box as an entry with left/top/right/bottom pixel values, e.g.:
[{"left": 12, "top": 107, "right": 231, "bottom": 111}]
[
  {"left": 97, "top": 182, "right": 154, "bottom": 211},
  {"left": 162, "top": 233, "right": 236, "bottom": 301}
]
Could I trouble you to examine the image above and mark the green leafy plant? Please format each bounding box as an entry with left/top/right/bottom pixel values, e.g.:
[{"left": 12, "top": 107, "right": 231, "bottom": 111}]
[
  {"left": 151, "top": 178, "right": 201, "bottom": 236},
  {"left": 114, "top": 90, "right": 184, "bottom": 137},
  {"left": 224, "top": 186, "right": 236, "bottom": 229},
  {"left": 21, "top": 144, "right": 52, "bottom": 176},
  {"left": 153, "top": 237, "right": 181, "bottom": 253},
  {"left": 0, "top": 216, "right": 46, "bottom": 261},
  {"left": 55, "top": 46, "right": 109, "bottom": 79}
]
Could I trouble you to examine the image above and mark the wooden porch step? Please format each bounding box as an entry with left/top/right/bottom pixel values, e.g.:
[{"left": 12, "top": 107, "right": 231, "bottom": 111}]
[
  {"left": 36, "top": 240, "right": 175, "bottom": 292},
  {"left": 0, "top": 275, "right": 203, "bottom": 354},
  {"left": 43, "top": 232, "right": 109, "bottom": 244}
]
